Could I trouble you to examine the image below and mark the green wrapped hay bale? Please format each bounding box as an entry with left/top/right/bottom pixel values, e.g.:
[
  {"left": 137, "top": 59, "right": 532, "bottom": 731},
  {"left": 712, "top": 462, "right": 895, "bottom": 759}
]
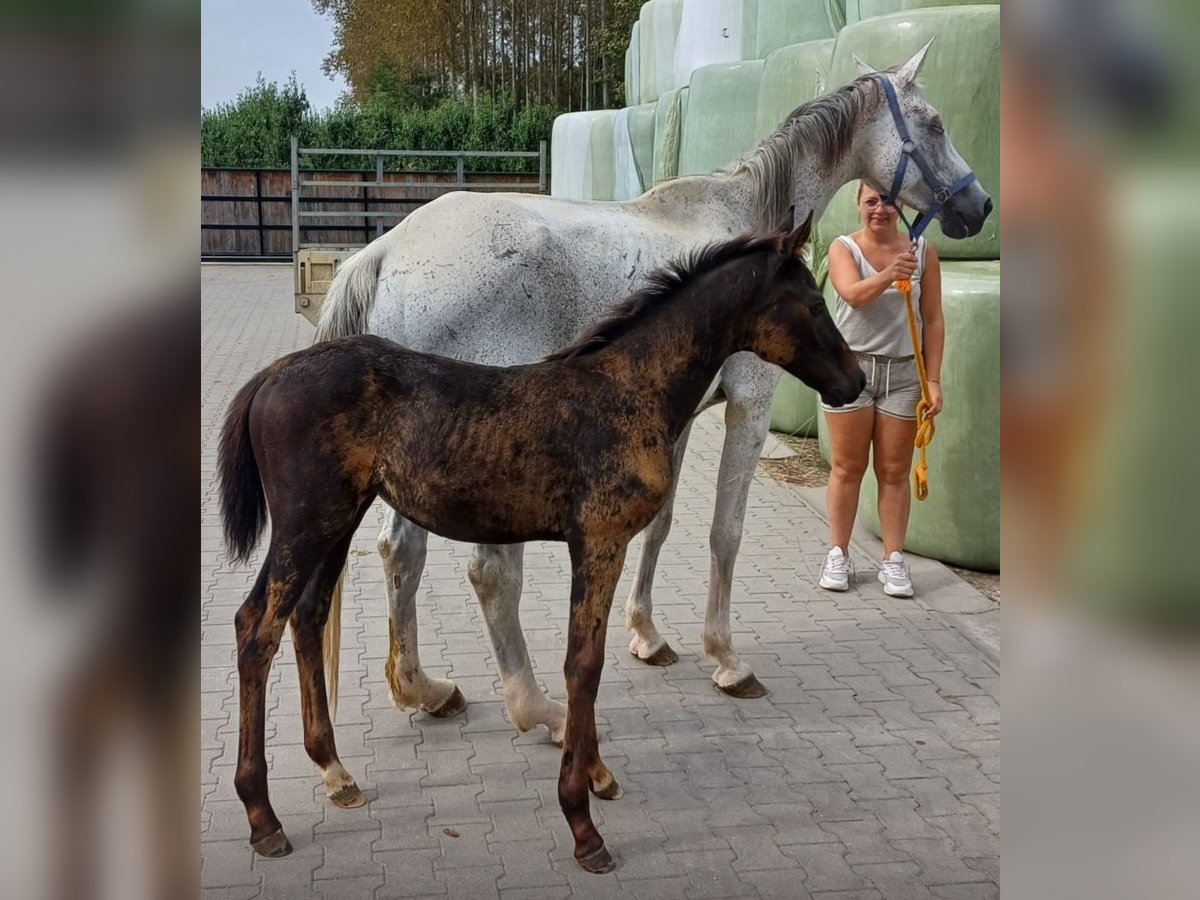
[
  {"left": 673, "top": 0, "right": 748, "bottom": 89},
  {"left": 755, "top": 39, "right": 835, "bottom": 140},
  {"left": 678, "top": 60, "right": 765, "bottom": 176},
  {"left": 627, "top": 103, "right": 657, "bottom": 193},
  {"left": 825, "top": 0, "right": 846, "bottom": 32},
  {"left": 612, "top": 108, "right": 643, "bottom": 200},
  {"left": 626, "top": 21, "right": 641, "bottom": 106},
  {"left": 845, "top": 0, "right": 997, "bottom": 27},
  {"left": 825, "top": 6, "right": 999, "bottom": 259},
  {"left": 752, "top": 0, "right": 836, "bottom": 60},
  {"left": 549, "top": 110, "right": 618, "bottom": 200},
  {"left": 849, "top": 262, "right": 1000, "bottom": 570},
  {"left": 652, "top": 86, "right": 688, "bottom": 184},
  {"left": 639, "top": 0, "right": 683, "bottom": 104},
  {"left": 740, "top": 0, "right": 759, "bottom": 60}
]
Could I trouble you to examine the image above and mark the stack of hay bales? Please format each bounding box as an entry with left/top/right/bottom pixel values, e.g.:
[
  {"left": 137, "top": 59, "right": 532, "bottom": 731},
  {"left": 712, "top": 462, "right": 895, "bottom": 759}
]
[{"left": 550, "top": 0, "right": 999, "bottom": 569}]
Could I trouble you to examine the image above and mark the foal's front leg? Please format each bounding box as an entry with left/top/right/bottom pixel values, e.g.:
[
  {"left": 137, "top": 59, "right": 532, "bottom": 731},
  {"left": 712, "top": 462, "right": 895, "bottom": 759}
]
[
  {"left": 704, "top": 356, "right": 780, "bottom": 698},
  {"left": 559, "top": 539, "right": 626, "bottom": 874}
]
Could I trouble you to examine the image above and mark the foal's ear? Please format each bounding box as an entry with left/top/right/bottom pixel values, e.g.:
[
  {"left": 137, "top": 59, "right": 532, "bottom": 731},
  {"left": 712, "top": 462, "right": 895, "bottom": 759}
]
[
  {"left": 778, "top": 205, "right": 795, "bottom": 233},
  {"left": 781, "top": 209, "right": 815, "bottom": 260},
  {"left": 896, "top": 38, "right": 935, "bottom": 85}
]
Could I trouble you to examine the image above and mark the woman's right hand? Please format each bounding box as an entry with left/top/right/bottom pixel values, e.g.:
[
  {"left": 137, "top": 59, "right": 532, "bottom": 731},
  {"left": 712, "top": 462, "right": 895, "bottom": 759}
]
[{"left": 885, "top": 250, "right": 918, "bottom": 283}]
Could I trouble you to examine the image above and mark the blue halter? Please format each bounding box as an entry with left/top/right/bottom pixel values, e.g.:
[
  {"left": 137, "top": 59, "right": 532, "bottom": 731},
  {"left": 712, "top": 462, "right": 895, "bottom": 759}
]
[{"left": 872, "top": 74, "right": 978, "bottom": 242}]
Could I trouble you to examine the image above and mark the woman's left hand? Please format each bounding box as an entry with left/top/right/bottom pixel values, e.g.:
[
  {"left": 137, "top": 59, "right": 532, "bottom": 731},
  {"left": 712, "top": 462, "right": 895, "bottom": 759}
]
[{"left": 926, "top": 382, "right": 943, "bottom": 417}]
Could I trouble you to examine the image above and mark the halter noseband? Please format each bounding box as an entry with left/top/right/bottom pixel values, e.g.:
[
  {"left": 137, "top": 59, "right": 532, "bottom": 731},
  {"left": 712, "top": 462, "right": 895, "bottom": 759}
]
[{"left": 871, "top": 74, "right": 977, "bottom": 242}]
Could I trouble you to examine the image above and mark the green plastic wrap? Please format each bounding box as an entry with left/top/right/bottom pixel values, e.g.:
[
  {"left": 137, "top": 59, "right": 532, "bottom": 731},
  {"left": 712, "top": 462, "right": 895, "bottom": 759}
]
[
  {"left": 822, "top": 6, "right": 999, "bottom": 259},
  {"left": 845, "top": 0, "right": 997, "bottom": 27},
  {"left": 825, "top": 0, "right": 846, "bottom": 32},
  {"left": 754, "top": 39, "right": 835, "bottom": 140},
  {"left": 627, "top": 103, "right": 657, "bottom": 193},
  {"left": 638, "top": 0, "right": 684, "bottom": 104},
  {"left": 626, "top": 21, "right": 641, "bottom": 107},
  {"left": 587, "top": 110, "right": 618, "bottom": 200},
  {"left": 678, "top": 60, "right": 765, "bottom": 176},
  {"left": 652, "top": 87, "right": 687, "bottom": 184},
  {"left": 751, "top": 0, "right": 836, "bottom": 60},
  {"left": 818, "top": 261, "right": 1000, "bottom": 570},
  {"left": 740, "top": 0, "right": 759, "bottom": 60}
]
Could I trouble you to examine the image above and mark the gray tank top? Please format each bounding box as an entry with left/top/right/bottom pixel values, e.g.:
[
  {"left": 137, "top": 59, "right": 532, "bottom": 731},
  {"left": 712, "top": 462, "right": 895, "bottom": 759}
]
[{"left": 832, "top": 234, "right": 925, "bottom": 358}]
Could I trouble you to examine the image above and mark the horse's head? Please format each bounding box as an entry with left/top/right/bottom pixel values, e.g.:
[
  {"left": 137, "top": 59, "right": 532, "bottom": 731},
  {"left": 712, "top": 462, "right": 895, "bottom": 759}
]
[
  {"left": 856, "top": 40, "right": 993, "bottom": 240},
  {"left": 749, "top": 211, "right": 865, "bottom": 408}
]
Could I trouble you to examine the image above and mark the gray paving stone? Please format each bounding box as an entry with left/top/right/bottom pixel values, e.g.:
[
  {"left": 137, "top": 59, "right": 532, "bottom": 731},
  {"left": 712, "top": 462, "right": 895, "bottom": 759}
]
[
  {"left": 781, "top": 842, "right": 873, "bottom": 893},
  {"left": 852, "top": 861, "right": 936, "bottom": 900},
  {"left": 737, "top": 867, "right": 814, "bottom": 899}
]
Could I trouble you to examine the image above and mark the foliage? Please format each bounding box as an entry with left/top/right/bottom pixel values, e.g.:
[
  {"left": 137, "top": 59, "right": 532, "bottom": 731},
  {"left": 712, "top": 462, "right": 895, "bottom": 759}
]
[
  {"left": 313, "top": 0, "right": 642, "bottom": 112},
  {"left": 201, "top": 75, "right": 558, "bottom": 173}
]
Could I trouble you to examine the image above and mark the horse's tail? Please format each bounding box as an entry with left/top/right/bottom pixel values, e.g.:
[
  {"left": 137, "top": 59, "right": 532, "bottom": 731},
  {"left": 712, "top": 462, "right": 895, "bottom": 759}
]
[
  {"left": 323, "top": 571, "right": 343, "bottom": 720},
  {"left": 217, "top": 366, "right": 272, "bottom": 564},
  {"left": 314, "top": 238, "right": 389, "bottom": 343}
]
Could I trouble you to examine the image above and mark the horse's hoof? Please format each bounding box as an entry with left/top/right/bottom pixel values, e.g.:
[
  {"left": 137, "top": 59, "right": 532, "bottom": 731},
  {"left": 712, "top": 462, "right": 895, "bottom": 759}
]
[
  {"left": 717, "top": 673, "right": 768, "bottom": 699},
  {"left": 591, "top": 775, "right": 623, "bottom": 801},
  {"left": 427, "top": 686, "right": 467, "bottom": 718},
  {"left": 327, "top": 782, "right": 366, "bottom": 809},
  {"left": 251, "top": 829, "right": 293, "bottom": 858},
  {"left": 576, "top": 844, "right": 616, "bottom": 874},
  {"left": 637, "top": 643, "right": 679, "bottom": 667}
]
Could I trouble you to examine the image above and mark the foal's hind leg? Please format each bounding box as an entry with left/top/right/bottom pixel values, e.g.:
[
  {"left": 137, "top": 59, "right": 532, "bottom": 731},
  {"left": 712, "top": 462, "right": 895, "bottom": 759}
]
[
  {"left": 470, "top": 544, "right": 567, "bottom": 744},
  {"left": 380, "top": 510, "right": 463, "bottom": 715},
  {"left": 703, "top": 358, "right": 779, "bottom": 698},
  {"left": 625, "top": 418, "right": 695, "bottom": 667},
  {"left": 235, "top": 540, "right": 325, "bottom": 857},
  {"left": 291, "top": 531, "right": 366, "bottom": 809}
]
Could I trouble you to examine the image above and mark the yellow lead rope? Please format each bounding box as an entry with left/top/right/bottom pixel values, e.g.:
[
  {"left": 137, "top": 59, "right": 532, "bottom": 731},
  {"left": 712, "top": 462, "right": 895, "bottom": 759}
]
[{"left": 895, "top": 278, "right": 934, "bottom": 500}]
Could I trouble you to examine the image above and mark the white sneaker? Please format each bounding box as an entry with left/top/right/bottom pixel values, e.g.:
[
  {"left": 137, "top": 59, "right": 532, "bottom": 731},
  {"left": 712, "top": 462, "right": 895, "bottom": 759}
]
[
  {"left": 819, "top": 547, "right": 854, "bottom": 591},
  {"left": 878, "top": 551, "right": 914, "bottom": 597}
]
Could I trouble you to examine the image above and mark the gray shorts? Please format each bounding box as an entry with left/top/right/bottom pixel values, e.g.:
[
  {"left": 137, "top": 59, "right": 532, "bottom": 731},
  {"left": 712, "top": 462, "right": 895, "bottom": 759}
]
[{"left": 821, "top": 353, "right": 922, "bottom": 420}]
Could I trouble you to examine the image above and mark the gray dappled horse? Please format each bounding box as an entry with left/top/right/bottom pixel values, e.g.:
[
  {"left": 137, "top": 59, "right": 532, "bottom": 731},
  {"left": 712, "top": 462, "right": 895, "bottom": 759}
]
[
  {"left": 314, "top": 43, "right": 992, "bottom": 734},
  {"left": 221, "top": 220, "right": 864, "bottom": 870}
]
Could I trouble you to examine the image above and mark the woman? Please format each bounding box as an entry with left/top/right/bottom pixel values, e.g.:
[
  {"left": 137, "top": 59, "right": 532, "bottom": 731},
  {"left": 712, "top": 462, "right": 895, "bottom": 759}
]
[{"left": 818, "top": 183, "right": 944, "bottom": 598}]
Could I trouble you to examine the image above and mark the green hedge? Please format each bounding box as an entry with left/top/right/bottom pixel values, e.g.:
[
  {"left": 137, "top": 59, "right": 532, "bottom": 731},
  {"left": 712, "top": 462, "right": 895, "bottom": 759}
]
[{"left": 201, "top": 76, "right": 559, "bottom": 174}]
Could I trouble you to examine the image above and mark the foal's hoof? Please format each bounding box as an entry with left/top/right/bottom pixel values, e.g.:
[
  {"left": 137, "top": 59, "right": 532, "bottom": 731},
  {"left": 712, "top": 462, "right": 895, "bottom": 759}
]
[
  {"left": 637, "top": 643, "right": 679, "bottom": 667},
  {"left": 427, "top": 686, "right": 467, "bottom": 718},
  {"left": 576, "top": 844, "right": 616, "bottom": 874},
  {"left": 327, "top": 782, "right": 366, "bottom": 809},
  {"left": 251, "top": 829, "right": 293, "bottom": 858},
  {"left": 717, "top": 673, "right": 768, "bottom": 699},
  {"left": 591, "top": 773, "right": 623, "bottom": 801}
]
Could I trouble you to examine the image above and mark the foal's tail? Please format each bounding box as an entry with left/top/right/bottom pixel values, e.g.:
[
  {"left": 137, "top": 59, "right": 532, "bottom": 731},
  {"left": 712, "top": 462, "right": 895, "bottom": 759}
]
[
  {"left": 314, "top": 238, "right": 388, "bottom": 343},
  {"left": 217, "top": 367, "right": 272, "bottom": 564}
]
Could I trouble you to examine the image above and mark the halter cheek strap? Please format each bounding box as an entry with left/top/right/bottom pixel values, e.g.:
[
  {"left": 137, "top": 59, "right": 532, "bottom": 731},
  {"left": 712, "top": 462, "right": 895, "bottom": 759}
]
[{"left": 872, "top": 74, "right": 977, "bottom": 242}]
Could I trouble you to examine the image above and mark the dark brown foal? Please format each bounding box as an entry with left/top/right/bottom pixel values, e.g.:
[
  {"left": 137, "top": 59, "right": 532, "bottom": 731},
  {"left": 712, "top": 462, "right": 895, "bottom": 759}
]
[{"left": 219, "top": 212, "right": 865, "bottom": 871}]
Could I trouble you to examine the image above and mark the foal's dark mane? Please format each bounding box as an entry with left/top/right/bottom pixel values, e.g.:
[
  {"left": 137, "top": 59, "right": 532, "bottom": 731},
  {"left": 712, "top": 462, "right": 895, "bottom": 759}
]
[{"left": 544, "top": 231, "right": 782, "bottom": 362}]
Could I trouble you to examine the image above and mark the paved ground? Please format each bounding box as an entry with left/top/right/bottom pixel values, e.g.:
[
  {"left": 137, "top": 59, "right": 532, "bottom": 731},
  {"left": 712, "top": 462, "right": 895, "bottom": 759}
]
[{"left": 202, "top": 264, "right": 999, "bottom": 900}]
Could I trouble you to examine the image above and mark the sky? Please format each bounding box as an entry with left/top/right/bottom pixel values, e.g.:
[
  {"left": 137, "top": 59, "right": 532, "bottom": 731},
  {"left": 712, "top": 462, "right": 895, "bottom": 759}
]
[{"left": 202, "top": 0, "right": 348, "bottom": 111}]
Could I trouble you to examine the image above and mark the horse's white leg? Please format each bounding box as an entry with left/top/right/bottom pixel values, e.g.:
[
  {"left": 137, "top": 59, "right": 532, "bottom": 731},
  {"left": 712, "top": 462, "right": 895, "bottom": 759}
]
[
  {"left": 381, "top": 511, "right": 464, "bottom": 715},
  {"left": 704, "top": 357, "right": 780, "bottom": 698},
  {"left": 625, "top": 418, "right": 695, "bottom": 666},
  {"left": 468, "top": 543, "right": 567, "bottom": 745}
]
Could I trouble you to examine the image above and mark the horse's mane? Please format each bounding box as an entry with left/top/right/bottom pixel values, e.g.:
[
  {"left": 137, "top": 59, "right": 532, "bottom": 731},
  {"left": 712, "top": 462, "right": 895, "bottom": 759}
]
[
  {"left": 544, "top": 231, "right": 781, "bottom": 362},
  {"left": 730, "top": 72, "right": 890, "bottom": 228}
]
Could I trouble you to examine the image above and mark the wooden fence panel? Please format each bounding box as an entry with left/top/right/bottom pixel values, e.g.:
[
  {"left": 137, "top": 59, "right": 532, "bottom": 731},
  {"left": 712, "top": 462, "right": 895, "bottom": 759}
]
[{"left": 202, "top": 167, "right": 542, "bottom": 259}]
